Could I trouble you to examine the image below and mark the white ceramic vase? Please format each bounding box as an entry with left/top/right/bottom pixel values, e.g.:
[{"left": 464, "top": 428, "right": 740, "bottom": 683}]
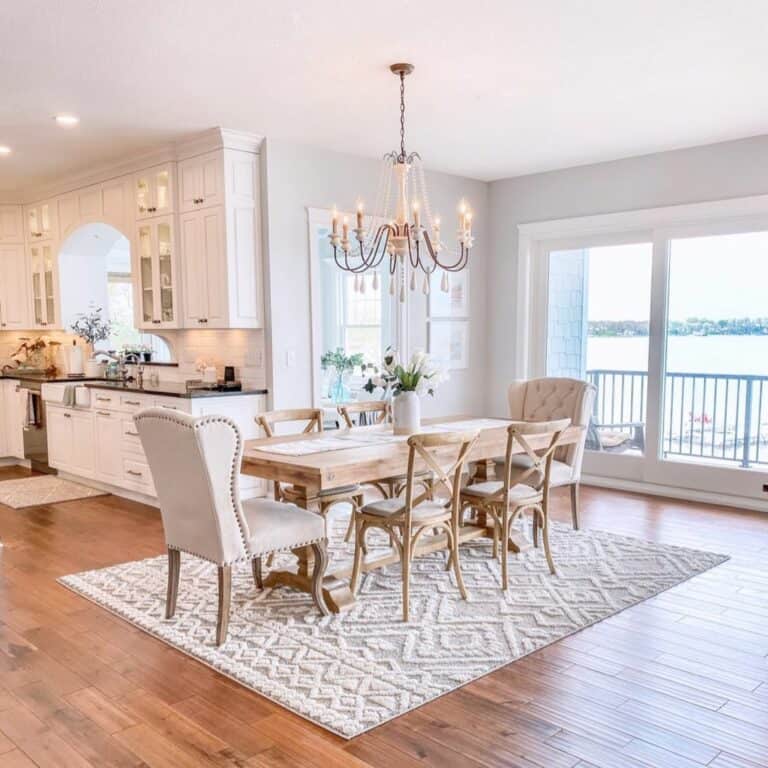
[{"left": 392, "top": 390, "right": 421, "bottom": 435}]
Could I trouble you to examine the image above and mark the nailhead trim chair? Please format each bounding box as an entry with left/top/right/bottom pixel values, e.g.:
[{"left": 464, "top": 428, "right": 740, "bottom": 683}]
[
  {"left": 135, "top": 408, "right": 330, "bottom": 646},
  {"left": 505, "top": 378, "right": 596, "bottom": 529}
]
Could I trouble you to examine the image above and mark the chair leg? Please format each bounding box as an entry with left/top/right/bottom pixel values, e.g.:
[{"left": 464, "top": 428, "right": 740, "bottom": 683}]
[
  {"left": 350, "top": 519, "right": 365, "bottom": 594},
  {"left": 401, "top": 529, "right": 411, "bottom": 622},
  {"left": 252, "top": 557, "right": 263, "bottom": 589},
  {"left": 343, "top": 509, "right": 355, "bottom": 543},
  {"left": 501, "top": 512, "right": 510, "bottom": 591},
  {"left": 540, "top": 506, "right": 557, "bottom": 575},
  {"left": 309, "top": 542, "right": 331, "bottom": 616},
  {"left": 570, "top": 483, "right": 580, "bottom": 530},
  {"left": 216, "top": 565, "right": 232, "bottom": 646},
  {"left": 449, "top": 524, "right": 468, "bottom": 600},
  {"left": 532, "top": 509, "right": 540, "bottom": 548},
  {"left": 165, "top": 547, "right": 180, "bottom": 619}
]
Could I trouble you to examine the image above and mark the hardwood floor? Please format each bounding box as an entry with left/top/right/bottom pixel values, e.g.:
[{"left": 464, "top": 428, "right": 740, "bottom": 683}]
[{"left": 0, "top": 463, "right": 767, "bottom": 767}]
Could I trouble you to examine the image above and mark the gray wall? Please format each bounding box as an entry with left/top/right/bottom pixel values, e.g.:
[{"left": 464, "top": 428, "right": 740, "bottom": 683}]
[
  {"left": 263, "top": 138, "right": 489, "bottom": 418},
  {"left": 486, "top": 134, "right": 768, "bottom": 414}
]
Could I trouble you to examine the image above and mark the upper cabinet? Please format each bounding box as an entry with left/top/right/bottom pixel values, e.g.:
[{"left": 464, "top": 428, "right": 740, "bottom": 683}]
[
  {"left": 28, "top": 241, "right": 60, "bottom": 328},
  {"left": 0, "top": 205, "right": 24, "bottom": 244},
  {"left": 135, "top": 163, "right": 175, "bottom": 219},
  {"left": 179, "top": 152, "right": 224, "bottom": 212},
  {"left": 134, "top": 216, "right": 179, "bottom": 329},
  {"left": 25, "top": 201, "right": 57, "bottom": 242},
  {"left": 178, "top": 148, "right": 263, "bottom": 329},
  {"left": 0, "top": 245, "right": 29, "bottom": 330}
]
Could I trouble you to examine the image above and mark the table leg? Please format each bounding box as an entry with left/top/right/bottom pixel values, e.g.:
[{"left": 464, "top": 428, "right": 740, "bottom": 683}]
[{"left": 262, "top": 485, "right": 357, "bottom": 613}]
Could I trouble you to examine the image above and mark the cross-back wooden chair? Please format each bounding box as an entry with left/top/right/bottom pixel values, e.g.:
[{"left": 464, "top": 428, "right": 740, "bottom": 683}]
[
  {"left": 338, "top": 399, "right": 434, "bottom": 504},
  {"left": 255, "top": 408, "right": 364, "bottom": 520},
  {"left": 350, "top": 429, "right": 479, "bottom": 621},
  {"left": 460, "top": 418, "right": 571, "bottom": 589}
]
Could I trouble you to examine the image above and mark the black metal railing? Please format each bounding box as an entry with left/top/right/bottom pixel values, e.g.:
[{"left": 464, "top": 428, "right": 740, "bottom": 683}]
[{"left": 586, "top": 369, "right": 768, "bottom": 467}]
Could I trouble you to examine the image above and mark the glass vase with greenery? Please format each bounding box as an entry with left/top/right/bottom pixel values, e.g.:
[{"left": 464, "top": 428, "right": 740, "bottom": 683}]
[{"left": 321, "top": 348, "right": 364, "bottom": 403}]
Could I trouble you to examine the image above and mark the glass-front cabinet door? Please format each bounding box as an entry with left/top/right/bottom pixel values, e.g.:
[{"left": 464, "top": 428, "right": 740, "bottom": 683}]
[
  {"left": 135, "top": 217, "right": 177, "bottom": 329},
  {"left": 29, "top": 242, "right": 58, "bottom": 327},
  {"left": 134, "top": 164, "right": 174, "bottom": 219},
  {"left": 26, "top": 202, "right": 54, "bottom": 241}
]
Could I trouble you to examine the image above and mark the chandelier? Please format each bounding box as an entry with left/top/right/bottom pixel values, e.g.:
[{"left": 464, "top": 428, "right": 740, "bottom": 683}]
[{"left": 329, "top": 63, "right": 474, "bottom": 302}]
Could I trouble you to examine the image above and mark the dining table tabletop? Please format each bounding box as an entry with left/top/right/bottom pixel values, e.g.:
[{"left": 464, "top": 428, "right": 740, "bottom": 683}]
[{"left": 241, "top": 415, "right": 584, "bottom": 612}]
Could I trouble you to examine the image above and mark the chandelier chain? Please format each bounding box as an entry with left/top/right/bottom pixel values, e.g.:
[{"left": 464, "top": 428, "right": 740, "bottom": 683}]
[{"left": 399, "top": 72, "right": 406, "bottom": 162}]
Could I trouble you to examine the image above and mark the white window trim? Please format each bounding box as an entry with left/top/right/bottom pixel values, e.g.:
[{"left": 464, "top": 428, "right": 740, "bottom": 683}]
[
  {"left": 307, "top": 206, "right": 407, "bottom": 407},
  {"left": 517, "top": 193, "right": 768, "bottom": 510}
]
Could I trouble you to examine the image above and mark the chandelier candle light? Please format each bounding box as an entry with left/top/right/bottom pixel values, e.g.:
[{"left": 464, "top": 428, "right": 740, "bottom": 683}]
[{"left": 329, "top": 63, "right": 474, "bottom": 302}]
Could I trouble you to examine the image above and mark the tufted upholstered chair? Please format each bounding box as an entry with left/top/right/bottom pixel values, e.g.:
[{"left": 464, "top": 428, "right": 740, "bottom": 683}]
[
  {"left": 135, "top": 408, "right": 330, "bottom": 646},
  {"left": 505, "top": 378, "right": 596, "bottom": 529}
]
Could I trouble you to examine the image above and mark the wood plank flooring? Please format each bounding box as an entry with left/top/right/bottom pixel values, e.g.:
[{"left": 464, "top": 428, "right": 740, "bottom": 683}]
[{"left": 0, "top": 463, "right": 767, "bottom": 767}]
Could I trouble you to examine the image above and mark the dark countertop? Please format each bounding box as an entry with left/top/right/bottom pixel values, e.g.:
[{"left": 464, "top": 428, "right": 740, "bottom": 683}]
[
  {"left": 83, "top": 380, "right": 268, "bottom": 399},
  {"left": 1, "top": 372, "right": 104, "bottom": 383}
]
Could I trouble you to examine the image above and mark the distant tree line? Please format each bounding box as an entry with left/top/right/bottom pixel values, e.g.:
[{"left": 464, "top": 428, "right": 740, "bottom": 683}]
[{"left": 588, "top": 318, "right": 768, "bottom": 337}]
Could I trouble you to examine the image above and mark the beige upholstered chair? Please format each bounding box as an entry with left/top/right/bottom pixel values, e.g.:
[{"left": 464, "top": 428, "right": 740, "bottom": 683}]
[
  {"left": 350, "top": 429, "right": 478, "bottom": 621},
  {"left": 256, "top": 408, "right": 364, "bottom": 518},
  {"left": 505, "top": 378, "right": 596, "bottom": 529},
  {"left": 462, "top": 419, "right": 571, "bottom": 589},
  {"left": 135, "top": 408, "right": 330, "bottom": 646}
]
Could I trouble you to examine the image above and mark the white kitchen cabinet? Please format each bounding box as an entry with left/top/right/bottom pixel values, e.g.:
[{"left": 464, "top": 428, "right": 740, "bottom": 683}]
[
  {"left": 28, "top": 241, "right": 60, "bottom": 328},
  {"left": 0, "top": 245, "right": 30, "bottom": 330},
  {"left": 47, "top": 406, "right": 95, "bottom": 477},
  {"left": 0, "top": 380, "right": 24, "bottom": 459},
  {"left": 180, "top": 206, "right": 226, "bottom": 327},
  {"left": 0, "top": 205, "right": 24, "bottom": 244},
  {"left": 179, "top": 149, "right": 263, "bottom": 329},
  {"left": 179, "top": 152, "right": 224, "bottom": 212},
  {"left": 134, "top": 216, "right": 179, "bottom": 329},
  {"left": 25, "top": 201, "right": 56, "bottom": 242},
  {"left": 135, "top": 163, "right": 175, "bottom": 219},
  {"left": 94, "top": 409, "right": 123, "bottom": 483}
]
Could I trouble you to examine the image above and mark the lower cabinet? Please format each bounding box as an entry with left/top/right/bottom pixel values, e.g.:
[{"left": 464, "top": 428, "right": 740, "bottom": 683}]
[
  {"left": 1, "top": 381, "right": 28, "bottom": 460},
  {"left": 45, "top": 391, "right": 266, "bottom": 501}
]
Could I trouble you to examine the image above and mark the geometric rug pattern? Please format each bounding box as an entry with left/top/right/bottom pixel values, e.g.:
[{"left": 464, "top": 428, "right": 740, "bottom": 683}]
[
  {"left": 59, "top": 515, "right": 728, "bottom": 738},
  {"left": 0, "top": 475, "right": 108, "bottom": 508}
]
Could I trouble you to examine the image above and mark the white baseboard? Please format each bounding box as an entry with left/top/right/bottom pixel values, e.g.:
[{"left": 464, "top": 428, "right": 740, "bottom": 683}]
[
  {"left": 56, "top": 472, "right": 160, "bottom": 508},
  {"left": 582, "top": 474, "right": 768, "bottom": 513},
  {"left": 0, "top": 458, "right": 29, "bottom": 468}
]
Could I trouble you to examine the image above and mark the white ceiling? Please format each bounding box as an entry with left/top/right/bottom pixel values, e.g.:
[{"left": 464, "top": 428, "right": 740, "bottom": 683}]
[{"left": 2, "top": 0, "right": 768, "bottom": 196}]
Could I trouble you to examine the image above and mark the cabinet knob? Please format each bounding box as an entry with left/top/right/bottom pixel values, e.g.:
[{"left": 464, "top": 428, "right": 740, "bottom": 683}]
[{"left": 63, "top": 413, "right": 71, "bottom": 419}]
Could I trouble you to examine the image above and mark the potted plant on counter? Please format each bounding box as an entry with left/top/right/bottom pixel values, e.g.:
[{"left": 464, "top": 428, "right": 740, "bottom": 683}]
[
  {"left": 70, "top": 307, "right": 111, "bottom": 378},
  {"left": 385, "top": 348, "right": 448, "bottom": 434}
]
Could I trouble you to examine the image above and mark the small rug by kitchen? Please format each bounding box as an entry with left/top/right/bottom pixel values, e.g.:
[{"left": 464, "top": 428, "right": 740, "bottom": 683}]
[
  {"left": 59, "top": 515, "right": 727, "bottom": 739},
  {"left": 0, "top": 476, "right": 107, "bottom": 508}
]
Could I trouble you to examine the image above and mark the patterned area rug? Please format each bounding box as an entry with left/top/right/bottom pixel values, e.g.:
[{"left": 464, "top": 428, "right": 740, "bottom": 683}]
[
  {"left": 59, "top": 514, "right": 727, "bottom": 739},
  {"left": 0, "top": 476, "right": 107, "bottom": 508}
]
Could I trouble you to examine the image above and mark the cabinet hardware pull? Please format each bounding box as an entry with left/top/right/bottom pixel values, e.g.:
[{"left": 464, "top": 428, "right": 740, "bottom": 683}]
[
  {"left": 125, "top": 400, "right": 141, "bottom": 406},
  {"left": 63, "top": 413, "right": 71, "bottom": 419},
  {"left": 96, "top": 396, "right": 111, "bottom": 402},
  {"left": 126, "top": 469, "right": 142, "bottom": 476},
  {"left": 97, "top": 410, "right": 111, "bottom": 416},
  {"left": 126, "top": 430, "right": 139, "bottom": 437}
]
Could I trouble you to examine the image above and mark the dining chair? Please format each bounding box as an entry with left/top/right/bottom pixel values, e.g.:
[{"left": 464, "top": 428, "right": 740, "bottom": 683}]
[
  {"left": 338, "top": 400, "right": 434, "bottom": 501},
  {"left": 350, "top": 429, "right": 479, "bottom": 621},
  {"left": 462, "top": 418, "right": 571, "bottom": 589},
  {"left": 505, "top": 378, "right": 596, "bottom": 529},
  {"left": 256, "top": 408, "right": 365, "bottom": 521},
  {"left": 135, "top": 408, "right": 330, "bottom": 646}
]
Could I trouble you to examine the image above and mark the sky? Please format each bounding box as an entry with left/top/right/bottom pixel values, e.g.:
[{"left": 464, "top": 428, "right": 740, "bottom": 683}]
[{"left": 584, "top": 232, "right": 768, "bottom": 321}]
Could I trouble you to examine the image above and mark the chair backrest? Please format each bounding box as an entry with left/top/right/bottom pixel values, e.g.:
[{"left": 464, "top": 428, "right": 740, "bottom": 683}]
[
  {"left": 499, "top": 418, "right": 572, "bottom": 497},
  {"left": 256, "top": 408, "right": 323, "bottom": 438},
  {"left": 337, "top": 400, "right": 389, "bottom": 428},
  {"left": 507, "top": 378, "right": 596, "bottom": 478},
  {"left": 403, "top": 430, "right": 479, "bottom": 523},
  {"left": 135, "top": 408, "right": 251, "bottom": 565}
]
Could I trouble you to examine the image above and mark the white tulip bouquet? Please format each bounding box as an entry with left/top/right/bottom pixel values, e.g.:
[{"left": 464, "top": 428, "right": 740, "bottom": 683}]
[{"left": 383, "top": 347, "right": 448, "bottom": 397}]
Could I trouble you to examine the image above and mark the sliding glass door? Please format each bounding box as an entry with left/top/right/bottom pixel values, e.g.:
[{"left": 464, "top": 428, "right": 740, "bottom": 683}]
[{"left": 535, "top": 222, "right": 768, "bottom": 499}]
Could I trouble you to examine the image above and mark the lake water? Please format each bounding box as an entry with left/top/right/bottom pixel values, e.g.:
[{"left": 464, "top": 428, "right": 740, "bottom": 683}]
[{"left": 587, "top": 335, "right": 768, "bottom": 376}]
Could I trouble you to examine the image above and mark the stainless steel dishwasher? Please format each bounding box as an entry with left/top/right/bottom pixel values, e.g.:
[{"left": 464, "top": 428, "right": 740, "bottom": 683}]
[{"left": 16, "top": 379, "right": 55, "bottom": 474}]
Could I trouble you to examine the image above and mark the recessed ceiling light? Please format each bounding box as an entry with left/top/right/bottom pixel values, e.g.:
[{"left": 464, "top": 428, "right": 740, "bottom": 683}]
[
  {"left": 54, "top": 114, "right": 79, "bottom": 127},
  {"left": 0, "top": 146, "right": 11, "bottom": 156}
]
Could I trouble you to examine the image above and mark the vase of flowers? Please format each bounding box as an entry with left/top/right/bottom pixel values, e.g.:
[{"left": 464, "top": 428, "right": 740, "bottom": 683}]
[
  {"left": 70, "top": 307, "right": 111, "bottom": 377},
  {"left": 321, "top": 348, "right": 364, "bottom": 403},
  {"left": 384, "top": 348, "right": 448, "bottom": 435}
]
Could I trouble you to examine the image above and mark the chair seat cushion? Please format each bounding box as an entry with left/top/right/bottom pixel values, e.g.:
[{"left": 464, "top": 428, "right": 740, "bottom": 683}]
[
  {"left": 360, "top": 497, "right": 449, "bottom": 522},
  {"left": 243, "top": 498, "right": 325, "bottom": 556},
  {"left": 493, "top": 456, "right": 573, "bottom": 487},
  {"left": 462, "top": 481, "right": 542, "bottom": 503}
]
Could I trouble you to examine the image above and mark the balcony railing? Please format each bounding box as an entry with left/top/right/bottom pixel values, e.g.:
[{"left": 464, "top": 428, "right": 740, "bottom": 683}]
[{"left": 586, "top": 369, "right": 768, "bottom": 468}]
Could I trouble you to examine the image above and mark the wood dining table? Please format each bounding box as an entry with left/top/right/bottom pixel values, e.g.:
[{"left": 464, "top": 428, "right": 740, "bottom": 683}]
[{"left": 241, "top": 416, "right": 584, "bottom": 612}]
